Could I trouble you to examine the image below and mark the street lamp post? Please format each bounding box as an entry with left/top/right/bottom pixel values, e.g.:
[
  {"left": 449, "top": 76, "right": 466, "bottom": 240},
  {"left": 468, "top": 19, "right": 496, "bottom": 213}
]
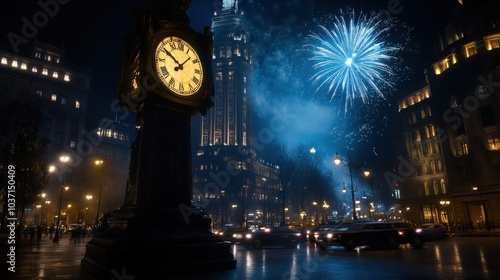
[
  {"left": 94, "top": 160, "right": 104, "bottom": 225},
  {"left": 53, "top": 185, "right": 69, "bottom": 242},
  {"left": 334, "top": 152, "right": 369, "bottom": 220}
]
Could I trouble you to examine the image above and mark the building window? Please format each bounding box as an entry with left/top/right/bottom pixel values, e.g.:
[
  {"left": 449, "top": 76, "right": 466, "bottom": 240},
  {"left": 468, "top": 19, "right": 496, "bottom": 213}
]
[
  {"left": 1, "top": 57, "right": 7, "bottom": 64},
  {"left": 75, "top": 100, "right": 80, "bottom": 109},
  {"left": 433, "top": 181, "right": 439, "bottom": 195},
  {"left": 421, "top": 108, "right": 426, "bottom": 119},
  {"left": 64, "top": 74, "right": 70, "bottom": 81},
  {"left": 440, "top": 179, "right": 447, "bottom": 194},
  {"left": 422, "top": 163, "right": 428, "bottom": 175},
  {"left": 430, "top": 160, "right": 436, "bottom": 173},
  {"left": 464, "top": 42, "right": 477, "bottom": 57},
  {"left": 412, "top": 112, "right": 417, "bottom": 124},
  {"left": 36, "top": 90, "right": 42, "bottom": 98},
  {"left": 70, "top": 141, "right": 76, "bottom": 148},
  {"left": 437, "top": 159, "right": 442, "bottom": 172},
  {"left": 430, "top": 124, "right": 436, "bottom": 137},
  {"left": 42, "top": 68, "right": 48, "bottom": 75},
  {"left": 35, "top": 51, "right": 41, "bottom": 58},
  {"left": 485, "top": 34, "right": 500, "bottom": 50},
  {"left": 51, "top": 94, "right": 57, "bottom": 101},
  {"left": 52, "top": 71, "right": 59, "bottom": 78},
  {"left": 423, "top": 206, "right": 432, "bottom": 221},
  {"left": 61, "top": 98, "right": 66, "bottom": 105},
  {"left": 486, "top": 132, "right": 500, "bottom": 150},
  {"left": 424, "top": 182, "right": 430, "bottom": 196},
  {"left": 454, "top": 136, "right": 469, "bottom": 156},
  {"left": 20, "top": 63, "right": 27, "bottom": 70},
  {"left": 425, "top": 126, "right": 430, "bottom": 138},
  {"left": 11, "top": 60, "right": 18, "bottom": 67},
  {"left": 32, "top": 66, "right": 38, "bottom": 73},
  {"left": 450, "top": 96, "right": 458, "bottom": 108},
  {"left": 415, "top": 130, "right": 421, "bottom": 142},
  {"left": 434, "top": 64, "right": 441, "bottom": 75}
]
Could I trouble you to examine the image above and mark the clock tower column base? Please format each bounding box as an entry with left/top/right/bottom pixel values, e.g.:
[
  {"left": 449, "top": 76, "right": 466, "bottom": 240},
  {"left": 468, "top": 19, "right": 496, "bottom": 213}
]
[{"left": 81, "top": 206, "right": 236, "bottom": 279}]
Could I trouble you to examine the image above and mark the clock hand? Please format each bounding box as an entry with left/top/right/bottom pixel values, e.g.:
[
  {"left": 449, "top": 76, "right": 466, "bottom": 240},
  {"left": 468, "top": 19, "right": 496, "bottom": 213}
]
[
  {"left": 179, "top": 57, "right": 191, "bottom": 67},
  {"left": 164, "top": 48, "right": 181, "bottom": 66}
]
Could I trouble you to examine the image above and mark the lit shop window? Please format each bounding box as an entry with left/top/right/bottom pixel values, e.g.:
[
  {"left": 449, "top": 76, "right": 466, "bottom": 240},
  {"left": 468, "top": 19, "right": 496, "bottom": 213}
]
[
  {"left": 75, "top": 100, "right": 80, "bottom": 109},
  {"left": 42, "top": 68, "right": 48, "bottom": 75},
  {"left": 53, "top": 71, "right": 58, "bottom": 78},
  {"left": 11, "top": 60, "right": 18, "bottom": 67},
  {"left": 32, "top": 66, "right": 38, "bottom": 73},
  {"left": 1, "top": 57, "right": 7, "bottom": 64},
  {"left": 21, "top": 63, "right": 27, "bottom": 70},
  {"left": 51, "top": 94, "right": 57, "bottom": 101},
  {"left": 64, "top": 74, "right": 70, "bottom": 81}
]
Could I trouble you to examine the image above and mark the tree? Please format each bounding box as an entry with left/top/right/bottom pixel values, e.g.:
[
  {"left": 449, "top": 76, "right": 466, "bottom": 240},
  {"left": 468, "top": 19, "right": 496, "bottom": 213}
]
[{"left": 0, "top": 100, "right": 50, "bottom": 236}]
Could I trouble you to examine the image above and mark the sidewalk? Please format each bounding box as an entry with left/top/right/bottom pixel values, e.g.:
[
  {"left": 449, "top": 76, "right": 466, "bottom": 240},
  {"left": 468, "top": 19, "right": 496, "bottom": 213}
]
[{"left": 1, "top": 235, "right": 87, "bottom": 280}]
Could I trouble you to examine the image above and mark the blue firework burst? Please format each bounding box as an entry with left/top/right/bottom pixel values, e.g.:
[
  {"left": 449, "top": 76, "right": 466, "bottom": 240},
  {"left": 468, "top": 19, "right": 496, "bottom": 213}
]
[{"left": 306, "top": 10, "right": 399, "bottom": 113}]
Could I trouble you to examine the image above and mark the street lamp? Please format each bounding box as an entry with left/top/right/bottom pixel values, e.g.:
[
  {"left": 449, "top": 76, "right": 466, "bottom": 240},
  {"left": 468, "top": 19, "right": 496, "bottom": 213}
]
[
  {"left": 334, "top": 152, "right": 369, "bottom": 220},
  {"left": 53, "top": 185, "right": 69, "bottom": 242},
  {"left": 53, "top": 155, "right": 70, "bottom": 242},
  {"left": 322, "top": 201, "right": 329, "bottom": 224},
  {"left": 94, "top": 160, "right": 104, "bottom": 225}
]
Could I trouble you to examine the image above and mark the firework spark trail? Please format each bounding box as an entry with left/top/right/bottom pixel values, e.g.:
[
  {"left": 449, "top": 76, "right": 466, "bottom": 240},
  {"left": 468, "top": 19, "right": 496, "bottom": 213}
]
[{"left": 306, "top": 10, "right": 399, "bottom": 113}]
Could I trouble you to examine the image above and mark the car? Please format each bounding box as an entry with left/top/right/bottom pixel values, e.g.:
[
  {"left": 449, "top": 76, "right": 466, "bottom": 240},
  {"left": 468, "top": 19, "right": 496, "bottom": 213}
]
[
  {"left": 241, "top": 227, "right": 302, "bottom": 249},
  {"left": 391, "top": 221, "right": 423, "bottom": 249},
  {"left": 316, "top": 221, "right": 400, "bottom": 251},
  {"left": 219, "top": 227, "right": 248, "bottom": 243},
  {"left": 416, "top": 223, "right": 448, "bottom": 241},
  {"left": 308, "top": 225, "right": 336, "bottom": 243}
]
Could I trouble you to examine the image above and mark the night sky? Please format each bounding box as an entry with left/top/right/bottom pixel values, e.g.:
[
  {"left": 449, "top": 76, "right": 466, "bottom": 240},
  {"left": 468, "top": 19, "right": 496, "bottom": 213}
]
[{"left": 0, "top": 0, "right": 460, "bottom": 184}]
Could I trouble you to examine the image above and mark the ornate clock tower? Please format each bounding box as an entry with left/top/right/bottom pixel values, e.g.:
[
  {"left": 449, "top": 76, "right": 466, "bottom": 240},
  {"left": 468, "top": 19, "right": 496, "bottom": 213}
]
[{"left": 81, "top": 1, "right": 236, "bottom": 278}]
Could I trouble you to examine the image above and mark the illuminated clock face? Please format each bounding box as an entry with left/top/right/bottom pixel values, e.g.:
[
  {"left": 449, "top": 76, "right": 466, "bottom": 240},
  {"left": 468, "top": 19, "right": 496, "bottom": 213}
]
[{"left": 154, "top": 36, "right": 204, "bottom": 96}]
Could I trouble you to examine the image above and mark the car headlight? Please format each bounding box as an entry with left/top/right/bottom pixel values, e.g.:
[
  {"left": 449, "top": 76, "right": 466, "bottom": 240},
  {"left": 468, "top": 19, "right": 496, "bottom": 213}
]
[
  {"left": 416, "top": 229, "right": 422, "bottom": 233},
  {"left": 398, "top": 231, "right": 404, "bottom": 235},
  {"left": 245, "top": 233, "right": 252, "bottom": 239},
  {"left": 326, "top": 233, "right": 333, "bottom": 238}
]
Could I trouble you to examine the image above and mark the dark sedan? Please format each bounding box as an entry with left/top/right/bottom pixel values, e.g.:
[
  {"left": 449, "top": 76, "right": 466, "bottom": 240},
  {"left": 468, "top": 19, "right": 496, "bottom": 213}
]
[
  {"left": 241, "top": 227, "right": 302, "bottom": 249},
  {"left": 416, "top": 223, "right": 448, "bottom": 241},
  {"left": 391, "top": 221, "right": 423, "bottom": 249},
  {"left": 317, "top": 221, "right": 400, "bottom": 251}
]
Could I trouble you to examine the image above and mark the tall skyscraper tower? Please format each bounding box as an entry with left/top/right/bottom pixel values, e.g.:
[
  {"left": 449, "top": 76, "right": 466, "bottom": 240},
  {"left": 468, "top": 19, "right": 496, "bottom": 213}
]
[
  {"left": 193, "top": 1, "right": 281, "bottom": 228},
  {"left": 200, "top": 0, "right": 253, "bottom": 148}
]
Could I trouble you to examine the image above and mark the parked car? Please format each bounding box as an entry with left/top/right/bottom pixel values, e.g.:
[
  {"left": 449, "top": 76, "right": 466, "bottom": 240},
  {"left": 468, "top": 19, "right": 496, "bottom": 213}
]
[
  {"left": 316, "top": 221, "right": 400, "bottom": 251},
  {"left": 416, "top": 223, "right": 448, "bottom": 241},
  {"left": 241, "top": 227, "right": 302, "bottom": 249},
  {"left": 391, "top": 221, "right": 423, "bottom": 249}
]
